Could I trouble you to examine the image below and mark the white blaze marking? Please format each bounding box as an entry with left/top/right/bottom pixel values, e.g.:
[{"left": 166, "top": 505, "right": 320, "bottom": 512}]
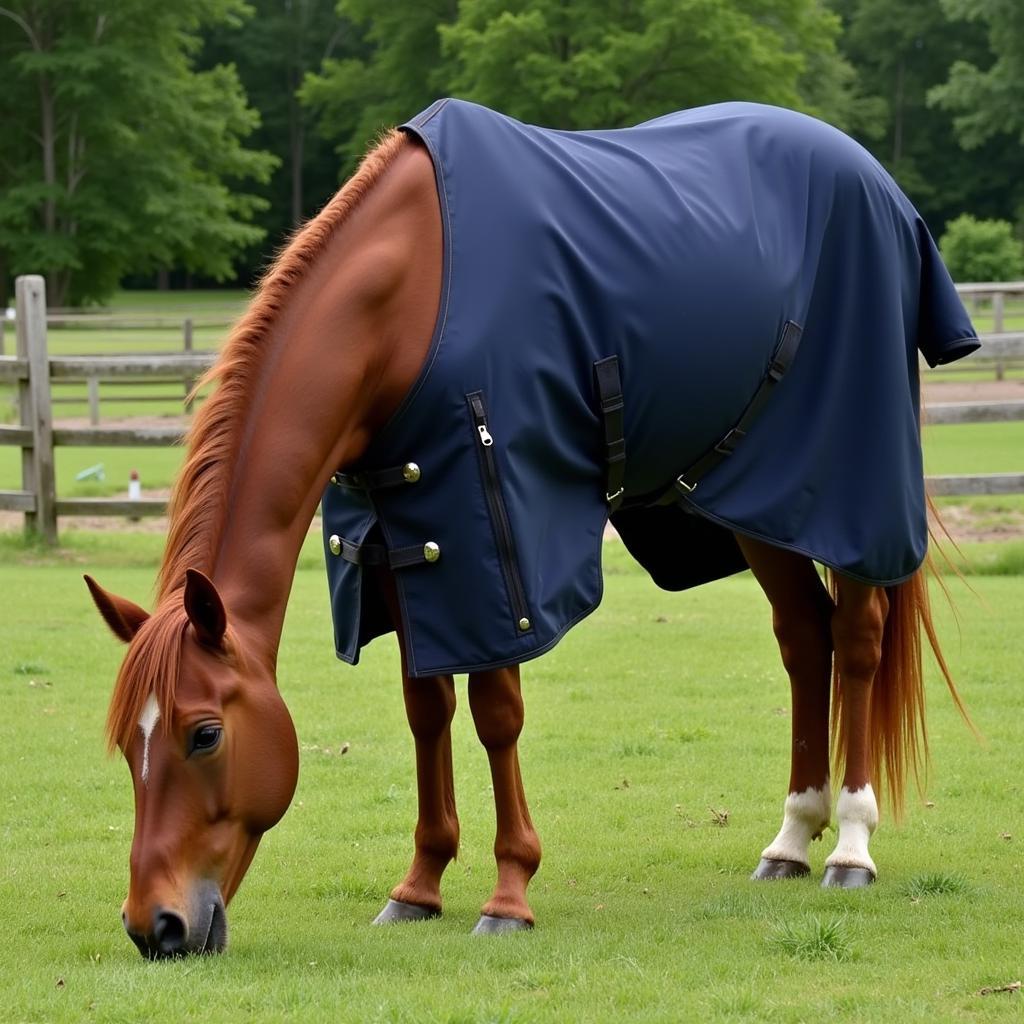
[
  {"left": 761, "top": 784, "right": 832, "bottom": 866},
  {"left": 825, "top": 784, "right": 879, "bottom": 875},
  {"left": 138, "top": 692, "right": 161, "bottom": 785}
]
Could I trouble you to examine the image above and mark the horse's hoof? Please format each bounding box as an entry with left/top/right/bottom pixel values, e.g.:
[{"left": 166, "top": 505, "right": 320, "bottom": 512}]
[
  {"left": 751, "top": 857, "right": 811, "bottom": 881},
  {"left": 471, "top": 914, "right": 533, "bottom": 935},
  {"left": 821, "top": 865, "right": 875, "bottom": 889},
  {"left": 372, "top": 899, "right": 441, "bottom": 925}
]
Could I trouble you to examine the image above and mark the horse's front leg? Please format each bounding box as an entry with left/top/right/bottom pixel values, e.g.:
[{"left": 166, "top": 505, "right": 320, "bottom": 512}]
[
  {"left": 467, "top": 666, "right": 541, "bottom": 933},
  {"left": 373, "top": 671, "right": 460, "bottom": 922},
  {"left": 735, "top": 535, "right": 834, "bottom": 880},
  {"left": 373, "top": 570, "right": 460, "bottom": 924}
]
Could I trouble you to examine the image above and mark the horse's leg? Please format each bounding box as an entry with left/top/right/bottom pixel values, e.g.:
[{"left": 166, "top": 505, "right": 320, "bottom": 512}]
[
  {"left": 372, "top": 570, "right": 460, "bottom": 924},
  {"left": 822, "top": 575, "right": 889, "bottom": 888},
  {"left": 467, "top": 665, "right": 541, "bottom": 934},
  {"left": 734, "top": 535, "right": 834, "bottom": 880}
]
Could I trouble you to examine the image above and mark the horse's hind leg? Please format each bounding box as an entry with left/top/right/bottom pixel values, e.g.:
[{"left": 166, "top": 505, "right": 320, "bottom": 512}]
[
  {"left": 822, "top": 576, "right": 889, "bottom": 888},
  {"left": 734, "top": 534, "right": 834, "bottom": 880},
  {"left": 468, "top": 665, "right": 541, "bottom": 934},
  {"left": 373, "top": 570, "right": 460, "bottom": 924}
]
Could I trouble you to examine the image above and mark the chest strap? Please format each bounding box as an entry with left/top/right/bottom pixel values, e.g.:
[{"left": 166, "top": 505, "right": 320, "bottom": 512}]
[
  {"left": 593, "top": 355, "right": 626, "bottom": 512},
  {"left": 331, "top": 461, "right": 422, "bottom": 490},
  {"left": 663, "top": 319, "right": 803, "bottom": 501},
  {"left": 328, "top": 535, "right": 440, "bottom": 569}
]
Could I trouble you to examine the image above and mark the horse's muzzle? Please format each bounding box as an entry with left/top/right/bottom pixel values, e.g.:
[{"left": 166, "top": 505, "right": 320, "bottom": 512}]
[{"left": 124, "top": 882, "right": 227, "bottom": 959}]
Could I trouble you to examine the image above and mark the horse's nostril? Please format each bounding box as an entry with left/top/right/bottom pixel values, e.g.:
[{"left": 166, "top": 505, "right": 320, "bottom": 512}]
[{"left": 153, "top": 909, "right": 188, "bottom": 956}]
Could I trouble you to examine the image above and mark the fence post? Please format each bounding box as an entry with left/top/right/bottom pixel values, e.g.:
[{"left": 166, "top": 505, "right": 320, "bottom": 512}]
[
  {"left": 88, "top": 378, "right": 100, "bottom": 425},
  {"left": 183, "top": 317, "right": 195, "bottom": 412},
  {"left": 992, "top": 291, "right": 1005, "bottom": 381},
  {"left": 16, "top": 275, "right": 57, "bottom": 543}
]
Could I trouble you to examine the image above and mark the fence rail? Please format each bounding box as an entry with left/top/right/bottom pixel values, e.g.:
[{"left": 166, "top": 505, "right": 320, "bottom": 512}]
[{"left": 2, "top": 275, "right": 1024, "bottom": 543}]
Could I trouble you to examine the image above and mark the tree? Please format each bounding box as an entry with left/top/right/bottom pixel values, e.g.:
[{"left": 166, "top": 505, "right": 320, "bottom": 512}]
[
  {"left": 301, "top": 0, "right": 863, "bottom": 178},
  {"left": 930, "top": 0, "right": 1024, "bottom": 149},
  {"left": 439, "top": 0, "right": 855, "bottom": 130},
  {"left": 939, "top": 214, "right": 1024, "bottom": 282},
  {"left": 830, "top": 0, "right": 1022, "bottom": 229},
  {"left": 201, "top": 0, "right": 350, "bottom": 265},
  {"left": 300, "top": 0, "right": 458, "bottom": 174},
  {"left": 0, "top": 1, "right": 276, "bottom": 305}
]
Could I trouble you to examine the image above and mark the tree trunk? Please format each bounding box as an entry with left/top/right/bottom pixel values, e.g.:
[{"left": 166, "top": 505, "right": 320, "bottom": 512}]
[
  {"left": 290, "top": 98, "right": 305, "bottom": 226},
  {"left": 892, "top": 58, "right": 904, "bottom": 166}
]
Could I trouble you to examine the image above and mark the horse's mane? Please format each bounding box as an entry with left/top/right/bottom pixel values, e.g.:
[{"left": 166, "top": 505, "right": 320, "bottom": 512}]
[{"left": 105, "top": 129, "right": 409, "bottom": 752}]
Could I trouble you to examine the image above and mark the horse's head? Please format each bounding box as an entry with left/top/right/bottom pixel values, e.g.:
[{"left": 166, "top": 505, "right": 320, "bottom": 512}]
[{"left": 86, "top": 569, "right": 298, "bottom": 958}]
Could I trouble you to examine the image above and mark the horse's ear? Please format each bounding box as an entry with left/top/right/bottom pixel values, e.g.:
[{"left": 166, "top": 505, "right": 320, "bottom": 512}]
[
  {"left": 183, "top": 568, "right": 227, "bottom": 648},
  {"left": 84, "top": 575, "right": 150, "bottom": 643}
]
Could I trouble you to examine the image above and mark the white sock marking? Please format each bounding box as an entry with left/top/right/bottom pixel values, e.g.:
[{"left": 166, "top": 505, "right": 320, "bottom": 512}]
[
  {"left": 825, "top": 784, "right": 878, "bottom": 874},
  {"left": 761, "top": 784, "right": 832, "bottom": 866},
  {"left": 138, "top": 692, "right": 161, "bottom": 785}
]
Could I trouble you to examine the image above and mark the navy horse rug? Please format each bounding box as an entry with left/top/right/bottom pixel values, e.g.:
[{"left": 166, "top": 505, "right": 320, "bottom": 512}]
[{"left": 322, "top": 98, "right": 979, "bottom": 678}]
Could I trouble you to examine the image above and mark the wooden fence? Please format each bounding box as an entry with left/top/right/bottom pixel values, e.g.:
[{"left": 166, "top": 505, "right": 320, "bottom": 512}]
[
  {"left": 1, "top": 274, "right": 1023, "bottom": 544},
  {"left": 1, "top": 298, "right": 237, "bottom": 423}
]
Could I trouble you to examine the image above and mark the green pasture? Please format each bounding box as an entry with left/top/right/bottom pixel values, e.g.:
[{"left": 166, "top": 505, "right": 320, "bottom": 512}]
[{"left": 1, "top": 534, "right": 1023, "bottom": 1023}]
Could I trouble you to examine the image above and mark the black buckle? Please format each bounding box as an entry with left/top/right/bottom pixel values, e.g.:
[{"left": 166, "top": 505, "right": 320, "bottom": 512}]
[{"left": 714, "top": 427, "right": 745, "bottom": 456}]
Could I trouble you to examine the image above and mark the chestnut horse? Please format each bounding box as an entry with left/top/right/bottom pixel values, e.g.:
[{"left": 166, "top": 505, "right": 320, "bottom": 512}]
[{"left": 87, "top": 123, "right": 967, "bottom": 958}]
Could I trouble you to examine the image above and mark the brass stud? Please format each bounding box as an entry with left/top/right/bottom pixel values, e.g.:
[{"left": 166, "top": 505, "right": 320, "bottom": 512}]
[
  {"left": 518, "top": 617, "right": 531, "bottom": 631},
  {"left": 423, "top": 541, "right": 440, "bottom": 563},
  {"left": 328, "top": 534, "right": 342, "bottom": 556},
  {"left": 330, "top": 474, "right": 339, "bottom": 486},
  {"left": 402, "top": 462, "right": 421, "bottom": 483}
]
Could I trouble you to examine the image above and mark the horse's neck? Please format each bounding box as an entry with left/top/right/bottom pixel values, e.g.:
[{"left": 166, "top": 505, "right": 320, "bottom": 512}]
[{"left": 199, "top": 144, "right": 441, "bottom": 658}]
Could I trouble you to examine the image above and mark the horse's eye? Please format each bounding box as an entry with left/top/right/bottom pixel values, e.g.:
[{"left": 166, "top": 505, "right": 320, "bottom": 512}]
[{"left": 189, "top": 724, "right": 223, "bottom": 755}]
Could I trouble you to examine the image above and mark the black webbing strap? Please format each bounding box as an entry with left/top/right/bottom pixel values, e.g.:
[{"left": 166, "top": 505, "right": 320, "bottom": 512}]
[
  {"left": 335, "top": 537, "right": 434, "bottom": 569},
  {"left": 663, "top": 320, "right": 803, "bottom": 501},
  {"left": 593, "top": 356, "right": 626, "bottom": 513},
  {"left": 331, "top": 463, "right": 419, "bottom": 490}
]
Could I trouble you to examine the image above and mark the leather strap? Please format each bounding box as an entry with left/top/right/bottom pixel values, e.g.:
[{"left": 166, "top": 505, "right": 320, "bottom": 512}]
[
  {"left": 662, "top": 319, "right": 803, "bottom": 501},
  {"left": 335, "top": 538, "right": 434, "bottom": 569},
  {"left": 593, "top": 355, "right": 626, "bottom": 512},
  {"left": 331, "top": 464, "right": 418, "bottom": 490}
]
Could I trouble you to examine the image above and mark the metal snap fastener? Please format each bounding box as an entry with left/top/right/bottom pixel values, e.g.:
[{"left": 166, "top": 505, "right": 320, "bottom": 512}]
[
  {"left": 402, "top": 462, "right": 421, "bottom": 483},
  {"left": 329, "top": 535, "right": 342, "bottom": 556},
  {"left": 423, "top": 541, "right": 440, "bottom": 563},
  {"left": 518, "top": 617, "right": 531, "bottom": 631},
  {"left": 330, "top": 474, "right": 339, "bottom": 486}
]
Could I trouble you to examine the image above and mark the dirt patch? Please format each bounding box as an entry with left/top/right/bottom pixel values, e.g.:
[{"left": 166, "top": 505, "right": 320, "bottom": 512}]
[{"left": 923, "top": 379, "right": 1024, "bottom": 404}]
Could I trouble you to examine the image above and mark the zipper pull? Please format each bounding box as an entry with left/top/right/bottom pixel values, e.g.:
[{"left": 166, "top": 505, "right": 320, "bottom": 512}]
[{"left": 477, "top": 424, "right": 494, "bottom": 447}]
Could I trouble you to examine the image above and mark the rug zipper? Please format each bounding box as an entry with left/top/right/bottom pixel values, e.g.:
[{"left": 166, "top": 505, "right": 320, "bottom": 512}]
[{"left": 467, "top": 392, "right": 532, "bottom": 634}]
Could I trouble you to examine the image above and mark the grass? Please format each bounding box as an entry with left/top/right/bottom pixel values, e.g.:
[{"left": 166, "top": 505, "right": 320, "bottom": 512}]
[
  {"left": 770, "top": 915, "right": 854, "bottom": 962},
  {"left": 1, "top": 536, "right": 1023, "bottom": 1022}
]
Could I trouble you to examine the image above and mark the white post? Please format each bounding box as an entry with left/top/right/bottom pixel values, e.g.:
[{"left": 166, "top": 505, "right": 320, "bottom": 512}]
[{"left": 992, "top": 291, "right": 1005, "bottom": 381}]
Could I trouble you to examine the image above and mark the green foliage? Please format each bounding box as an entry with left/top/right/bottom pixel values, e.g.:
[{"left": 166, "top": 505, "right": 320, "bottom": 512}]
[
  {"left": 938, "top": 214, "right": 1024, "bottom": 282},
  {"left": 199, "top": 0, "right": 353, "bottom": 262},
  {"left": 440, "top": 0, "right": 849, "bottom": 129},
  {"left": 302, "top": 0, "right": 857, "bottom": 172},
  {"left": 300, "top": 0, "right": 458, "bottom": 171},
  {"left": 0, "top": 0, "right": 276, "bottom": 304},
  {"left": 830, "top": 0, "right": 1022, "bottom": 230},
  {"left": 930, "top": 0, "right": 1024, "bottom": 149}
]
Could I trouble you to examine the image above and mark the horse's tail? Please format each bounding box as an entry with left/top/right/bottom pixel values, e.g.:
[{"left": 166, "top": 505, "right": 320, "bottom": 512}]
[{"left": 828, "top": 508, "right": 973, "bottom": 819}]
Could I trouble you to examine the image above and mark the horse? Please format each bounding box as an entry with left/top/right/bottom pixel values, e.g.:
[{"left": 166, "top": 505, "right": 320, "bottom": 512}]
[{"left": 86, "top": 99, "right": 978, "bottom": 958}]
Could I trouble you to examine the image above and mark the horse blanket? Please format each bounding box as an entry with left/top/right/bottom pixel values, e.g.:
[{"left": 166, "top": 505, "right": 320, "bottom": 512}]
[{"left": 322, "top": 98, "right": 979, "bottom": 677}]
